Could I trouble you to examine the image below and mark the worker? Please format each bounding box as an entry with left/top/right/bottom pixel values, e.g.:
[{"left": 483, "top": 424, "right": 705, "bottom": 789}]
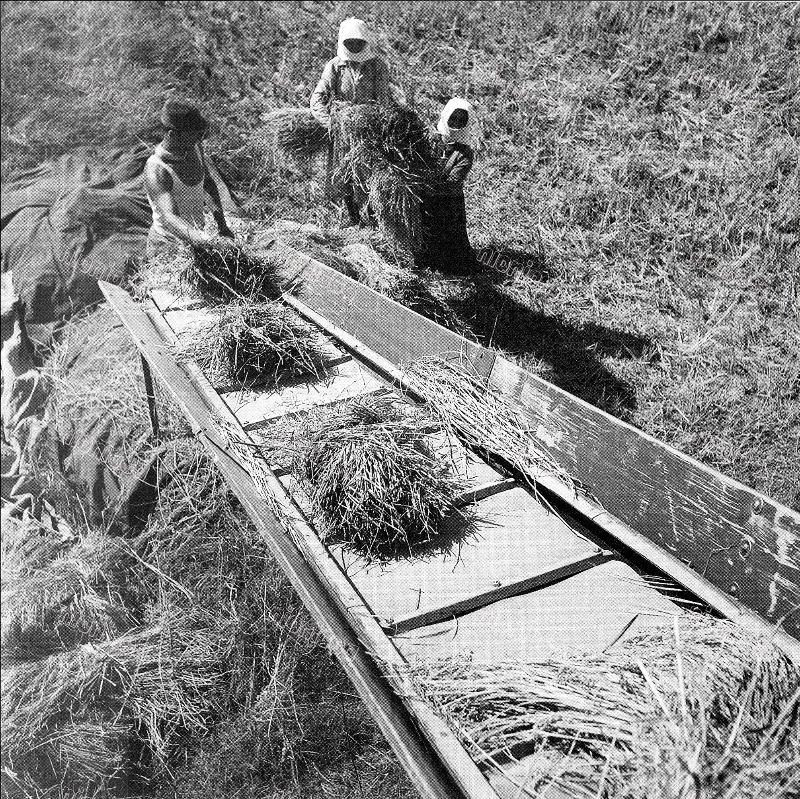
[
  {"left": 144, "top": 98, "right": 233, "bottom": 261},
  {"left": 309, "top": 18, "right": 393, "bottom": 129},
  {"left": 310, "top": 18, "right": 399, "bottom": 224},
  {"left": 421, "top": 98, "right": 476, "bottom": 271}
]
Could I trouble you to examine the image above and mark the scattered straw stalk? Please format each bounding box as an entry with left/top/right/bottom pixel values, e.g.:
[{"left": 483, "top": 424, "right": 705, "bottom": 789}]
[
  {"left": 1, "top": 549, "right": 136, "bottom": 661},
  {"left": 413, "top": 616, "right": 800, "bottom": 799},
  {"left": 2, "top": 616, "right": 228, "bottom": 777},
  {"left": 402, "top": 357, "right": 575, "bottom": 492}
]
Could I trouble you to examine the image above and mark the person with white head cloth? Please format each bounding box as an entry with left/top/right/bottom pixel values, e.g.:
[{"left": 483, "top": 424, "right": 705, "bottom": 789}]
[
  {"left": 435, "top": 97, "right": 476, "bottom": 185},
  {"left": 310, "top": 17, "right": 393, "bottom": 128},
  {"left": 420, "top": 97, "right": 476, "bottom": 271},
  {"left": 311, "top": 18, "right": 399, "bottom": 223}
]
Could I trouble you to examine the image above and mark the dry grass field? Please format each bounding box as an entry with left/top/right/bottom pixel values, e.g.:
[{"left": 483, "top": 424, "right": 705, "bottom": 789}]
[
  {"left": 5, "top": 0, "right": 796, "bottom": 505},
  {"left": 1, "top": 2, "right": 798, "bottom": 798}
]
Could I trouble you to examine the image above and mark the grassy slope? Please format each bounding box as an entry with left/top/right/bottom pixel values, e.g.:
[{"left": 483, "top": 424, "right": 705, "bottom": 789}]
[{"left": 3, "top": 0, "right": 796, "bottom": 506}]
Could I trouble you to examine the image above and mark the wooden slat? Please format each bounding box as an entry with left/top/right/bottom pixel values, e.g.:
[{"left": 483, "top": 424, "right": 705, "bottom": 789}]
[
  {"left": 98, "top": 281, "right": 495, "bottom": 799},
  {"left": 388, "top": 550, "right": 615, "bottom": 635},
  {"left": 394, "top": 560, "right": 678, "bottom": 664},
  {"left": 454, "top": 478, "right": 517, "bottom": 507},
  {"left": 276, "top": 244, "right": 496, "bottom": 380},
  {"left": 241, "top": 387, "right": 392, "bottom": 432},
  {"left": 488, "top": 356, "right": 800, "bottom": 641},
  {"left": 329, "top": 487, "right": 602, "bottom": 628},
  {"left": 224, "top": 359, "right": 385, "bottom": 427}
]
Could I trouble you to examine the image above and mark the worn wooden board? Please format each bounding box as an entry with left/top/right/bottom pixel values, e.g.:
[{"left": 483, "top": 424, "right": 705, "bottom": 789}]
[
  {"left": 221, "top": 359, "right": 385, "bottom": 427},
  {"left": 426, "top": 429, "right": 506, "bottom": 488},
  {"left": 488, "top": 357, "right": 800, "bottom": 639},
  {"left": 330, "top": 487, "right": 601, "bottom": 626},
  {"left": 276, "top": 244, "right": 496, "bottom": 380},
  {"left": 393, "top": 560, "right": 678, "bottom": 664}
]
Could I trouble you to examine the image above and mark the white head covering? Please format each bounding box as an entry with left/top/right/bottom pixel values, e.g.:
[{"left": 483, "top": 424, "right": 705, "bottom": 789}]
[
  {"left": 337, "top": 18, "right": 373, "bottom": 63},
  {"left": 437, "top": 98, "right": 474, "bottom": 144}
]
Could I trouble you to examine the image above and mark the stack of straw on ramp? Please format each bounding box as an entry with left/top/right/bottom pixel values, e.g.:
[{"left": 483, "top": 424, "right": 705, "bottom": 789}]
[
  {"left": 177, "top": 301, "right": 325, "bottom": 389},
  {"left": 289, "top": 397, "right": 468, "bottom": 560},
  {"left": 402, "top": 357, "right": 576, "bottom": 493},
  {"left": 332, "top": 104, "right": 446, "bottom": 253},
  {"left": 412, "top": 616, "right": 799, "bottom": 799},
  {"left": 181, "top": 239, "right": 285, "bottom": 302}
]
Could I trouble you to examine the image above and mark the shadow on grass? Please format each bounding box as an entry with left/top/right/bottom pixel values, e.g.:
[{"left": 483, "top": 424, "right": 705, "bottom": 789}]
[{"left": 446, "top": 275, "right": 649, "bottom": 414}]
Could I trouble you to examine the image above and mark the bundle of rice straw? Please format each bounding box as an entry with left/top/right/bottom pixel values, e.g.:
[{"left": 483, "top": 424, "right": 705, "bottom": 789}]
[
  {"left": 182, "top": 239, "right": 285, "bottom": 302},
  {"left": 402, "top": 357, "right": 575, "bottom": 493},
  {"left": 331, "top": 104, "right": 446, "bottom": 252},
  {"left": 0, "top": 512, "right": 72, "bottom": 581},
  {"left": 1, "top": 615, "right": 229, "bottom": 780},
  {"left": 177, "top": 300, "right": 325, "bottom": 389},
  {"left": 1, "top": 543, "right": 136, "bottom": 662},
  {"left": 50, "top": 717, "right": 133, "bottom": 790},
  {"left": 412, "top": 616, "right": 800, "bottom": 799},
  {"left": 289, "top": 397, "right": 469, "bottom": 560},
  {"left": 261, "top": 107, "right": 329, "bottom": 158}
]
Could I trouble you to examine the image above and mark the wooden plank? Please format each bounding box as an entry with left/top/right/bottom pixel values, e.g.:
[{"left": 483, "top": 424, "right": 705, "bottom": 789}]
[
  {"left": 150, "top": 287, "right": 205, "bottom": 313},
  {"left": 388, "top": 550, "right": 615, "bottom": 635},
  {"left": 454, "top": 478, "right": 517, "bottom": 507},
  {"left": 98, "top": 282, "right": 493, "bottom": 799},
  {"left": 329, "top": 487, "right": 602, "bottom": 627},
  {"left": 427, "top": 430, "right": 507, "bottom": 490},
  {"left": 276, "top": 244, "right": 496, "bottom": 380},
  {"left": 222, "top": 358, "right": 385, "bottom": 427},
  {"left": 242, "top": 387, "right": 392, "bottom": 433},
  {"left": 394, "top": 560, "right": 679, "bottom": 664},
  {"left": 100, "top": 282, "right": 500, "bottom": 799},
  {"left": 488, "top": 356, "right": 800, "bottom": 641}
]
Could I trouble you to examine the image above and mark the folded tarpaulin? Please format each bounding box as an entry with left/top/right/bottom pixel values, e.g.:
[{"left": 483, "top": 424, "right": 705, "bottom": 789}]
[{"left": 1, "top": 145, "right": 152, "bottom": 324}]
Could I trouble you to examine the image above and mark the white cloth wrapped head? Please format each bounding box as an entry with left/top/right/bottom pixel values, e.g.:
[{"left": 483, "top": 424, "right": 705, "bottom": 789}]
[
  {"left": 337, "top": 18, "right": 373, "bottom": 62},
  {"left": 437, "top": 98, "right": 475, "bottom": 144}
]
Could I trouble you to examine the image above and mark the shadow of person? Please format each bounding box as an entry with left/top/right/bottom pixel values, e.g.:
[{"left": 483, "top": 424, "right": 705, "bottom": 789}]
[{"left": 443, "top": 276, "right": 651, "bottom": 416}]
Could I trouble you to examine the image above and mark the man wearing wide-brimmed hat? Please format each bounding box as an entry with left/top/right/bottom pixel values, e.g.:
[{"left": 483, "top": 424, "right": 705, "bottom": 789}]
[{"left": 144, "top": 98, "right": 233, "bottom": 260}]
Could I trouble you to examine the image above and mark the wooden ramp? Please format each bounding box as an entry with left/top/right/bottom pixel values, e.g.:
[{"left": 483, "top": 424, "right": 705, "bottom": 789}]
[
  {"left": 269, "top": 242, "right": 800, "bottom": 644},
  {"left": 102, "top": 280, "right": 683, "bottom": 799},
  {"left": 100, "top": 247, "right": 799, "bottom": 797}
]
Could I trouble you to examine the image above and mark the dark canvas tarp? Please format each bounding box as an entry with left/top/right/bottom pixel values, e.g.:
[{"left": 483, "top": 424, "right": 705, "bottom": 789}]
[
  {"left": 1, "top": 145, "right": 152, "bottom": 325},
  {"left": 1, "top": 146, "right": 154, "bottom": 520}
]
